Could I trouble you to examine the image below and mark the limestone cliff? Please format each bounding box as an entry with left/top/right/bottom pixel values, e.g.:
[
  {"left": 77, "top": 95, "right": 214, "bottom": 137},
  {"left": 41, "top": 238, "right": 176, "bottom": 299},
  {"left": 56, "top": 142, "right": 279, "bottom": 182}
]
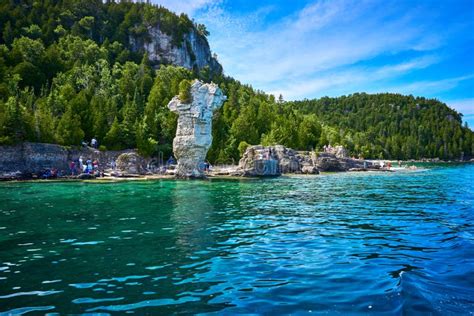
[{"left": 130, "top": 27, "right": 222, "bottom": 74}]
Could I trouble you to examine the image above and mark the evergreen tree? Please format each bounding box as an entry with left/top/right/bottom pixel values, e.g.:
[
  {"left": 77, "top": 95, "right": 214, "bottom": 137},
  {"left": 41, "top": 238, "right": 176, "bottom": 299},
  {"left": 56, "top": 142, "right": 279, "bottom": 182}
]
[
  {"left": 55, "top": 106, "right": 85, "bottom": 145},
  {"left": 104, "top": 117, "right": 123, "bottom": 150}
]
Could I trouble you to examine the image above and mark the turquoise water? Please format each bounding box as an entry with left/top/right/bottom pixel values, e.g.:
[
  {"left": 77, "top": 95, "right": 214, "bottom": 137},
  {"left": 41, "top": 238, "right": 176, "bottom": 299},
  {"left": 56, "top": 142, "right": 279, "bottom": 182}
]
[{"left": 0, "top": 164, "right": 473, "bottom": 315}]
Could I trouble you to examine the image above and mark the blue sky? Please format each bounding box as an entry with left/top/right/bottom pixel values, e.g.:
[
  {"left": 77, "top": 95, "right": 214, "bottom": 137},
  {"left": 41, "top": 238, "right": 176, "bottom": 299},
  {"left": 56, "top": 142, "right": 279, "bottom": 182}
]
[{"left": 151, "top": 0, "right": 474, "bottom": 127}]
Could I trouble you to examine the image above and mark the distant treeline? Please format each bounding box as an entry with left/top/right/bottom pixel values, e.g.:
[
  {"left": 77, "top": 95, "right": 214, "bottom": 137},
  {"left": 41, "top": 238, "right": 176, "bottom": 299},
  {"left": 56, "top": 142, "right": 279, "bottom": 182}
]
[{"left": 0, "top": 0, "right": 472, "bottom": 161}]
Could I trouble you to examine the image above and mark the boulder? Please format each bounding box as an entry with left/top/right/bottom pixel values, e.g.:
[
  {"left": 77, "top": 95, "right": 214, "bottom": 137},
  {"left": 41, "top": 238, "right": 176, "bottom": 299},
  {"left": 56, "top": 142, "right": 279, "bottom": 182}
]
[
  {"left": 315, "top": 153, "right": 345, "bottom": 171},
  {"left": 238, "top": 145, "right": 302, "bottom": 176},
  {"left": 76, "top": 173, "right": 96, "bottom": 180},
  {"left": 168, "top": 80, "right": 226, "bottom": 178},
  {"left": 116, "top": 153, "right": 146, "bottom": 175},
  {"left": 301, "top": 164, "right": 319, "bottom": 174},
  {"left": 333, "top": 145, "right": 349, "bottom": 158}
]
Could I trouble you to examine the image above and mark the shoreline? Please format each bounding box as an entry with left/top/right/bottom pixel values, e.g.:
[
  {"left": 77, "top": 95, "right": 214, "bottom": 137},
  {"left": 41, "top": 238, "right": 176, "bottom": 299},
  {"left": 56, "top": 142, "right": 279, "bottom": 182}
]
[{"left": 0, "top": 163, "right": 455, "bottom": 183}]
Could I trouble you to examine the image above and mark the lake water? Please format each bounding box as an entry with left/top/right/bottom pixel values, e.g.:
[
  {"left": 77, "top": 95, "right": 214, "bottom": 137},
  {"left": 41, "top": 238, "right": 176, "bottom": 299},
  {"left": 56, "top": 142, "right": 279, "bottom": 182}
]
[{"left": 0, "top": 164, "right": 473, "bottom": 315}]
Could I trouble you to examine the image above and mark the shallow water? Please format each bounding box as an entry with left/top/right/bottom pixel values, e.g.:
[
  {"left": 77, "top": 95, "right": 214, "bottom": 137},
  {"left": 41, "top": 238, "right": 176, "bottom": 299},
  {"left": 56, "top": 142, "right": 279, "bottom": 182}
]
[{"left": 0, "top": 164, "right": 473, "bottom": 315}]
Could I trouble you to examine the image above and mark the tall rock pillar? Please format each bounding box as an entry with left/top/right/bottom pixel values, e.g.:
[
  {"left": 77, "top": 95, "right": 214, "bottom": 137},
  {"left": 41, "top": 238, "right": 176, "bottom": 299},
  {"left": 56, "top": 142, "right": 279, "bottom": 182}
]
[{"left": 167, "top": 80, "right": 226, "bottom": 178}]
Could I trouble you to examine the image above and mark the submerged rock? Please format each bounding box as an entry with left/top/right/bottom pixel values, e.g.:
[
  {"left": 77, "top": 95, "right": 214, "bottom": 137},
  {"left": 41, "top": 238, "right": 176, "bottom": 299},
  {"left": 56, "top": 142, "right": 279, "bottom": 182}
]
[{"left": 168, "top": 80, "right": 226, "bottom": 178}]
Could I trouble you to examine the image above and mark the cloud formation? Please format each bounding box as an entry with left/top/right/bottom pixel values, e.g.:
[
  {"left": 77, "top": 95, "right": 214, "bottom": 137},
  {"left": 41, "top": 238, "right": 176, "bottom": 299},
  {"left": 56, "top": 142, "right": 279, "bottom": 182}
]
[
  {"left": 149, "top": 0, "right": 218, "bottom": 16},
  {"left": 192, "top": 0, "right": 473, "bottom": 104}
]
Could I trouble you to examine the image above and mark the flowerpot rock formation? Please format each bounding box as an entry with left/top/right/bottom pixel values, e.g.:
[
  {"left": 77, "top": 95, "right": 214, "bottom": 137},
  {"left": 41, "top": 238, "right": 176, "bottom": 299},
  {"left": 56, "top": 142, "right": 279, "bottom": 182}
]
[{"left": 168, "top": 80, "right": 226, "bottom": 178}]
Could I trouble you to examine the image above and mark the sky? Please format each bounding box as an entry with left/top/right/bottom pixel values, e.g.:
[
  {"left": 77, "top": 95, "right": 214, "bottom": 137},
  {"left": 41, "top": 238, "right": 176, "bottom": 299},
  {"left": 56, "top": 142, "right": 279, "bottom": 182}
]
[{"left": 150, "top": 0, "right": 474, "bottom": 127}]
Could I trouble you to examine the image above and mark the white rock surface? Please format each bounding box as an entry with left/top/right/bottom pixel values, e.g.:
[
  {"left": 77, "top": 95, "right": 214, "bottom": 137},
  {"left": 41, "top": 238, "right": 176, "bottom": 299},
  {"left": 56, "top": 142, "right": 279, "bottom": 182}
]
[
  {"left": 130, "top": 27, "right": 222, "bottom": 73},
  {"left": 168, "top": 80, "right": 226, "bottom": 178}
]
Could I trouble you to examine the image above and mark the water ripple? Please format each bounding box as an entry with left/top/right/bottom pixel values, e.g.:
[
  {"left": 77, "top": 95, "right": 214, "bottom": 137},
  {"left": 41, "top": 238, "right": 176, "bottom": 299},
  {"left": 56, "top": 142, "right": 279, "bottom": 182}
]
[{"left": 0, "top": 164, "right": 473, "bottom": 314}]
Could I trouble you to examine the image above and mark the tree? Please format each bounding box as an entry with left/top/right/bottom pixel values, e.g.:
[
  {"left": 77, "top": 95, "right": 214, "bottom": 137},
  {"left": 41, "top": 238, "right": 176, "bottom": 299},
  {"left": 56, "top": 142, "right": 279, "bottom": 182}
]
[
  {"left": 1, "top": 96, "right": 27, "bottom": 143},
  {"left": 104, "top": 117, "right": 123, "bottom": 150},
  {"left": 178, "top": 79, "right": 192, "bottom": 103},
  {"left": 238, "top": 141, "right": 250, "bottom": 157},
  {"left": 298, "top": 114, "right": 321, "bottom": 150},
  {"left": 55, "top": 106, "right": 85, "bottom": 145}
]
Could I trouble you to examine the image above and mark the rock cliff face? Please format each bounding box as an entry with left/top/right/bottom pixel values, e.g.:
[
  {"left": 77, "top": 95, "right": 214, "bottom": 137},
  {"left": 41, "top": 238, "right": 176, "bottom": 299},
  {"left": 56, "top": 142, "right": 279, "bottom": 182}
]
[
  {"left": 130, "top": 27, "right": 222, "bottom": 74},
  {"left": 238, "top": 145, "right": 375, "bottom": 176},
  {"left": 239, "top": 145, "right": 307, "bottom": 176},
  {"left": 0, "top": 143, "right": 133, "bottom": 179},
  {"left": 168, "top": 80, "right": 226, "bottom": 178}
]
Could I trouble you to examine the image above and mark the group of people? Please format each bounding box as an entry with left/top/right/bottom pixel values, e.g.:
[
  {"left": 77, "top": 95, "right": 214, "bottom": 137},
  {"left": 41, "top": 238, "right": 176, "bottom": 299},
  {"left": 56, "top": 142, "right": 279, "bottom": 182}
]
[
  {"left": 69, "top": 156, "right": 102, "bottom": 176},
  {"left": 81, "top": 137, "right": 99, "bottom": 149},
  {"left": 256, "top": 148, "right": 274, "bottom": 160},
  {"left": 323, "top": 144, "right": 334, "bottom": 153},
  {"left": 40, "top": 168, "right": 63, "bottom": 179},
  {"left": 380, "top": 161, "right": 392, "bottom": 169}
]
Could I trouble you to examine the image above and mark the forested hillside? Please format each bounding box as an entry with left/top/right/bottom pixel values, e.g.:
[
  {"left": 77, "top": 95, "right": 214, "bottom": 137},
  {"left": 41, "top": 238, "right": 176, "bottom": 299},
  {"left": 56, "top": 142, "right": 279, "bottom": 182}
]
[
  {"left": 288, "top": 95, "right": 474, "bottom": 160},
  {"left": 0, "top": 0, "right": 472, "bottom": 162}
]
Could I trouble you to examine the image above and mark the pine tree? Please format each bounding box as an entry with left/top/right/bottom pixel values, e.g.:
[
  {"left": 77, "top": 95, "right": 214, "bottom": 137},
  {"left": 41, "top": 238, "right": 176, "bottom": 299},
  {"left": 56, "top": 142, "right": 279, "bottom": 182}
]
[
  {"left": 104, "top": 117, "right": 123, "bottom": 150},
  {"left": 55, "top": 106, "right": 85, "bottom": 145}
]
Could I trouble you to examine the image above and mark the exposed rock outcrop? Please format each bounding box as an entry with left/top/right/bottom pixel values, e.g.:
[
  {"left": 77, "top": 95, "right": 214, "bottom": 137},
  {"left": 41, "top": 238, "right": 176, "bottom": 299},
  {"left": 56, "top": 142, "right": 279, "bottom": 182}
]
[
  {"left": 131, "top": 27, "right": 222, "bottom": 74},
  {"left": 116, "top": 153, "right": 146, "bottom": 175},
  {"left": 168, "top": 80, "right": 226, "bottom": 178},
  {"left": 0, "top": 142, "right": 134, "bottom": 179},
  {"left": 238, "top": 145, "right": 374, "bottom": 176},
  {"left": 238, "top": 145, "right": 303, "bottom": 176},
  {"left": 238, "top": 145, "right": 280, "bottom": 176}
]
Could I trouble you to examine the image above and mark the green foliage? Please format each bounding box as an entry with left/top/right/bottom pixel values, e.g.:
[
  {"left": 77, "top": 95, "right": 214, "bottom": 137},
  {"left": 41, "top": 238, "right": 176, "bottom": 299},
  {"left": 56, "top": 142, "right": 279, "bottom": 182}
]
[
  {"left": 288, "top": 93, "right": 474, "bottom": 160},
  {"left": 178, "top": 79, "right": 192, "bottom": 103},
  {"left": 104, "top": 117, "right": 123, "bottom": 150},
  {"left": 0, "top": 0, "right": 472, "bottom": 163},
  {"left": 238, "top": 141, "right": 251, "bottom": 157},
  {"left": 55, "top": 106, "right": 85, "bottom": 145}
]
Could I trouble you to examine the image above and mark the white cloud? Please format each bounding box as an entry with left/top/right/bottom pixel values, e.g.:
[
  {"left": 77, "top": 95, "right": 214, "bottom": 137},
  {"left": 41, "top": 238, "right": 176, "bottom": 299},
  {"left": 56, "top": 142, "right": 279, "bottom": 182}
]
[
  {"left": 446, "top": 98, "right": 474, "bottom": 115},
  {"left": 266, "top": 55, "right": 441, "bottom": 100},
  {"left": 385, "top": 75, "right": 474, "bottom": 97},
  {"left": 178, "top": 0, "right": 473, "bottom": 118},
  {"left": 149, "top": 0, "right": 219, "bottom": 16},
  {"left": 197, "top": 0, "right": 432, "bottom": 87}
]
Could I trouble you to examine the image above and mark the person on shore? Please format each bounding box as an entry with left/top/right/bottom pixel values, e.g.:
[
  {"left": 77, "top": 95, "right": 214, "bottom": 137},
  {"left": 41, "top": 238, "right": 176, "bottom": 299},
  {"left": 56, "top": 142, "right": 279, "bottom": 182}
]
[
  {"left": 91, "top": 137, "right": 98, "bottom": 149},
  {"left": 111, "top": 160, "right": 116, "bottom": 170},
  {"left": 78, "top": 156, "right": 84, "bottom": 173},
  {"left": 92, "top": 159, "right": 99, "bottom": 170},
  {"left": 86, "top": 159, "right": 93, "bottom": 173},
  {"left": 167, "top": 156, "right": 176, "bottom": 166},
  {"left": 69, "top": 161, "right": 76, "bottom": 175},
  {"left": 387, "top": 161, "right": 392, "bottom": 170}
]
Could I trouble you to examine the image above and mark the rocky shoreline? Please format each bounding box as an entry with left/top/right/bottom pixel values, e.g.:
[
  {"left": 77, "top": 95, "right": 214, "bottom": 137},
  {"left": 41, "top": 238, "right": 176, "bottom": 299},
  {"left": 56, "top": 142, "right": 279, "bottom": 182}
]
[
  {"left": 1, "top": 142, "right": 471, "bottom": 182},
  {"left": 0, "top": 142, "right": 381, "bottom": 181}
]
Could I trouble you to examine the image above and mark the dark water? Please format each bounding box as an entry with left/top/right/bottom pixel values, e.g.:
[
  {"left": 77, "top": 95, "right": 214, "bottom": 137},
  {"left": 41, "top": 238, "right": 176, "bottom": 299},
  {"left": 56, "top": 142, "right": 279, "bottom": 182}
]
[{"left": 0, "top": 164, "right": 473, "bottom": 315}]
